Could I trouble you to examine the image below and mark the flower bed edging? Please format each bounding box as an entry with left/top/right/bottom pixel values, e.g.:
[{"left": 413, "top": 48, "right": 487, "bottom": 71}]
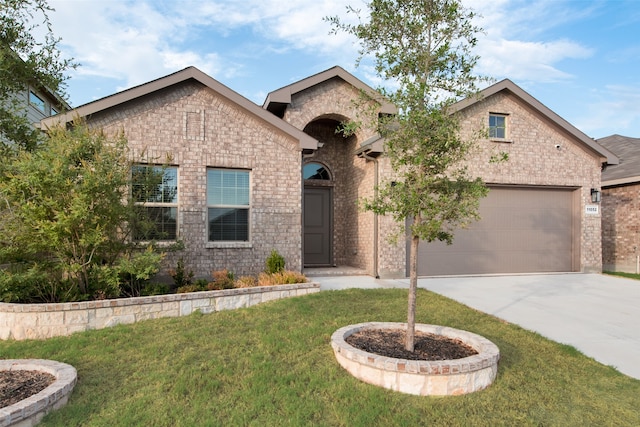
[
  {"left": 331, "top": 322, "right": 500, "bottom": 396},
  {"left": 0, "top": 359, "right": 77, "bottom": 427},
  {"left": 0, "top": 283, "right": 319, "bottom": 340}
]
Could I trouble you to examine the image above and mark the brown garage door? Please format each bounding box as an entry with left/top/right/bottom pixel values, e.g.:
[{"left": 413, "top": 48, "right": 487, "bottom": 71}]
[{"left": 415, "top": 186, "right": 577, "bottom": 276}]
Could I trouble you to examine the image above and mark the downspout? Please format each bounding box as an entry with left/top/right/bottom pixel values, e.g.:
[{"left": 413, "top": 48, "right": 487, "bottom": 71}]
[{"left": 360, "top": 151, "right": 380, "bottom": 279}]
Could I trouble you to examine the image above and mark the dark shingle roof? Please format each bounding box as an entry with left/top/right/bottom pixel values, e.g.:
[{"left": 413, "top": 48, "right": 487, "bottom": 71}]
[{"left": 598, "top": 135, "right": 640, "bottom": 185}]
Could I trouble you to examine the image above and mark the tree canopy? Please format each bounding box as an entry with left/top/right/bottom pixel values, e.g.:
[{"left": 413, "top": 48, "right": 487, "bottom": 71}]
[{"left": 0, "top": 0, "right": 75, "bottom": 151}]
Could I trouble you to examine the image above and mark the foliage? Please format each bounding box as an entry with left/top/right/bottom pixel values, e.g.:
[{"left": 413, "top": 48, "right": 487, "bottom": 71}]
[
  {"left": 117, "top": 247, "right": 164, "bottom": 297},
  {"left": 207, "top": 269, "right": 235, "bottom": 290},
  {"left": 257, "top": 270, "right": 307, "bottom": 286},
  {"left": 0, "top": 0, "right": 76, "bottom": 152},
  {"left": 0, "top": 122, "right": 165, "bottom": 302},
  {"left": 265, "top": 249, "right": 286, "bottom": 274},
  {"left": 168, "top": 257, "right": 194, "bottom": 288},
  {"left": 141, "top": 282, "right": 170, "bottom": 297},
  {"left": 234, "top": 275, "right": 258, "bottom": 288},
  {"left": 328, "top": 0, "right": 490, "bottom": 351}
]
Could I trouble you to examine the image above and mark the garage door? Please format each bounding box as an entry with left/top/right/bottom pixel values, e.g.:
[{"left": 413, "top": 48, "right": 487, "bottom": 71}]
[{"left": 415, "top": 186, "right": 577, "bottom": 276}]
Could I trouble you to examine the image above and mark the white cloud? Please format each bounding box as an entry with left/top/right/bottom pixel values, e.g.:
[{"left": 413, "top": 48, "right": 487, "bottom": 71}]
[{"left": 575, "top": 85, "right": 640, "bottom": 137}]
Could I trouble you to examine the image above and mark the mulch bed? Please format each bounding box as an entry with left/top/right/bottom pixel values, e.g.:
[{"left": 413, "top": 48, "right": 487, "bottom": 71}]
[
  {"left": 346, "top": 328, "right": 478, "bottom": 361},
  {"left": 0, "top": 370, "right": 55, "bottom": 408}
]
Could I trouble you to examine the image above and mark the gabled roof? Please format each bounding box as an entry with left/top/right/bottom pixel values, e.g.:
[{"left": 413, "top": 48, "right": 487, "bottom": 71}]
[
  {"left": 597, "top": 135, "right": 640, "bottom": 186},
  {"left": 39, "top": 66, "right": 318, "bottom": 150},
  {"left": 262, "top": 65, "right": 397, "bottom": 117},
  {"left": 451, "top": 79, "right": 619, "bottom": 166}
]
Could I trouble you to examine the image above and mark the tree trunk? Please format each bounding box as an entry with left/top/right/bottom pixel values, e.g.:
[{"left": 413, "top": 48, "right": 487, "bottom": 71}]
[{"left": 406, "top": 214, "right": 421, "bottom": 352}]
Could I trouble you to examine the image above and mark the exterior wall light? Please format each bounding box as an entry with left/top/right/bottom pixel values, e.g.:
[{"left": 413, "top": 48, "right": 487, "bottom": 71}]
[{"left": 591, "top": 188, "right": 601, "bottom": 203}]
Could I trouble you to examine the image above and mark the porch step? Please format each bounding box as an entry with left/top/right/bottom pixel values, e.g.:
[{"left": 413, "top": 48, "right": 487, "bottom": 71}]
[{"left": 304, "top": 266, "right": 369, "bottom": 277}]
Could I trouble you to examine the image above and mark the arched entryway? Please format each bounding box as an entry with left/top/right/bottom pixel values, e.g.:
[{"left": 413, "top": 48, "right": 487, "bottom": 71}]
[
  {"left": 301, "top": 117, "right": 359, "bottom": 268},
  {"left": 303, "top": 162, "right": 333, "bottom": 265}
]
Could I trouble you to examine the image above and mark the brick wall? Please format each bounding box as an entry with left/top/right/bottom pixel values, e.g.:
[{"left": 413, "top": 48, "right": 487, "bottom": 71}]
[
  {"left": 283, "top": 78, "right": 380, "bottom": 274},
  {"left": 375, "top": 90, "right": 605, "bottom": 276},
  {"left": 602, "top": 183, "right": 640, "bottom": 272},
  {"left": 87, "top": 81, "right": 304, "bottom": 279}
]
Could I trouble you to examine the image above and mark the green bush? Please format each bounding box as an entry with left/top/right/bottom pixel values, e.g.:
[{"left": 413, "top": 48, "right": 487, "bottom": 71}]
[
  {"left": 142, "top": 282, "right": 171, "bottom": 296},
  {"left": 117, "top": 248, "right": 164, "bottom": 297},
  {"left": 169, "top": 258, "right": 194, "bottom": 288},
  {"left": 265, "top": 250, "right": 285, "bottom": 274}
]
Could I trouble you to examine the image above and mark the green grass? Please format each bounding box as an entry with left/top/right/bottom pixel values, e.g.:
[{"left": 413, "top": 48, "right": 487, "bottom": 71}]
[
  {"left": 2, "top": 289, "right": 639, "bottom": 426},
  {"left": 604, "top": 270, "right": 640, "bottom": 281}
]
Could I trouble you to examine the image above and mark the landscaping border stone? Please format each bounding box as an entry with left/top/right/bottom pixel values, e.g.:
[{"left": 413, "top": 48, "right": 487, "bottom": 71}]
[
  {"left": 331, "top": 322, "right": 500, "bottom": 396},
  {"left": 0, "top": 283, "right": 319, "bottom": 340},
  {"left": 0, "top": 359, "right": 77, "bottom": 427}
]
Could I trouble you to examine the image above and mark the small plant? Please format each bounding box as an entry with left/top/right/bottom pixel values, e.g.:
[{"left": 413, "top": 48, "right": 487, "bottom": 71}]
[
  {"left": 257, "top": 270, "right": 307, "bottom": 287},
  {"left": 176, "top": 284, "right": 201, "bottom": 294},
  {"left": 169, "top": 258, "right": 194, "bottom": 288},
  {"left": 235, "top": 276, "right": 257, "bottom": 288},
  {"left": 265, "top": 250, "right": 285, "bottom": 274},
  {"left": 207, "top": 269, "right": 235, "bottom": 290},
  {"left": 142, "top": 282, "right": 170, "bottom": 296}
]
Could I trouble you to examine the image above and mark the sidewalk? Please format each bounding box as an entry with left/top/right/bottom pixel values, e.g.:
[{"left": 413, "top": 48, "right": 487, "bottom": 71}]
[{"left": 314, "top": 273, "right": 640, "bottom": 380}]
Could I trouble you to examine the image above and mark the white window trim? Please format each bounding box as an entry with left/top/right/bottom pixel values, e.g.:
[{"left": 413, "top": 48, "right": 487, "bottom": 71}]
[
  {"left": 207, "top": 168, "right": 251, "bottom": 243},
  {"left": 132, "top": 164, "right": 179, "bottom": 241},
  {"left": 489, "top": 112, "right": 512, "bottom": 143}
]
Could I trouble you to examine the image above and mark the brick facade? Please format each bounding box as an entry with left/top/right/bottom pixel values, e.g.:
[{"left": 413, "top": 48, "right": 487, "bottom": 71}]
[
  {"left": 602, "top": 184, "right": 640, "bottom": 272},
  {"left": 55, "top": 68, "right": 608, "bottom": 279},
  {"left": 86, "top": 81, "right": 304, "bottom": 278}
]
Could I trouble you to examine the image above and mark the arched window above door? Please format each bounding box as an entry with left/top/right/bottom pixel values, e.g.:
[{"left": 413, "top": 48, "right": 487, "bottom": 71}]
[{"left": 303, "top": 162, "right": 331, "bottom": 180}]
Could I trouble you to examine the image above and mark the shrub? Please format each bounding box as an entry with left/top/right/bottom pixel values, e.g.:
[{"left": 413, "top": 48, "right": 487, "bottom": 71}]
[
  {"left": 117, "top": 248, "right": 165, "bottom": 297},
  {"left": 265, "top": 250, "right": 285, "bottom": 274},
  {"left": 169, "top": 258, "right": 194, "bottom": 288},
  {"left": 257, "top": 270, "right": 307, "bottom": 287},
  {"left": 207, "top": 269, "right": 235, "bottom": 290},
  {"left": 235, "top": 276, "right": 257, "bottom": 288},
  {"left": 142, "top": 282, "right": 170, "bottom": 296},
  {"left": 176, "top": 284, "right": 202, "bottom": 294}
]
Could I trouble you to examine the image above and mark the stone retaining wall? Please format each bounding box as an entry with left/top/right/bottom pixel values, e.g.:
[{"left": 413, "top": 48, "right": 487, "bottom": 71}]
[{"left": 0, "top": 283, "right": 319, "bottom": 340}]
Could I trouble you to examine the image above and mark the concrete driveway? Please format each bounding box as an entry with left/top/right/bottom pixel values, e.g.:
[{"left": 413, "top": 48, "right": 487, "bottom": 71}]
[{"left": 316, "top": 273, "right": 640, "bottom": 380}]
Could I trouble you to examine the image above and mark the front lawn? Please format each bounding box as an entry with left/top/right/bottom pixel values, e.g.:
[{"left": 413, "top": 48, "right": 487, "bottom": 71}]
[{"left": 1, "top": 289, "right": 638, "bottom": 426}]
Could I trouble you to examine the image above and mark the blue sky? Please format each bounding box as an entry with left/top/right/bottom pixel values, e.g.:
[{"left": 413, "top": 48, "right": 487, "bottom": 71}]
[{"left": 47, "top": 0, "right": 640, "bottom": 139}]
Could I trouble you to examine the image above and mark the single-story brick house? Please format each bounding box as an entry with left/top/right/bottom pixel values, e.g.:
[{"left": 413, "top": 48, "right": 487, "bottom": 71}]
[
  {"left": 596, "top": 135, "right": 640, "bottom": 273},
  {"left": 40, "top": 66, "right": 617, "bottom": 278}
]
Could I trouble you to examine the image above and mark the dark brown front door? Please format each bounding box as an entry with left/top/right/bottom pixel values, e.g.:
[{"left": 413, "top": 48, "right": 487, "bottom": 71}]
[{"left": 304, "top": 186, "right": 332, "bottom": 266}]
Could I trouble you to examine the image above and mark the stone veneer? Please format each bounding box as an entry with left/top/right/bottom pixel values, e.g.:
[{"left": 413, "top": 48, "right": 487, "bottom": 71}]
[
  {"left": 602, "top": 183, "right": 640, "bottom": 272},
  {"left": 331, "top": 322, "right": 500, "bottom": 396},
  {"left": 0, "top": 360, "right": 77, "bottom": 427},
  {"left": 0, "top": 283, "right": 319, "bottom": 340}
]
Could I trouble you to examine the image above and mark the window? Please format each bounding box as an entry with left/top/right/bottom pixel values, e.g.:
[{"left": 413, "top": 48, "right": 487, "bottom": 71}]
[
  {"left": 303, "top": 162, "right": 331, "bottom": 180},
  {"left": 207, "top": 169, "right": 250, "bottom": 241},
  {"left": 131, "top": 165, "right": 178, "bottom": 240},
  {"left": 29, "top": 91, "right": 46, "bottom": 113},
  {"left": 489, "top": 113, "right": 507, "bottom": 139}
]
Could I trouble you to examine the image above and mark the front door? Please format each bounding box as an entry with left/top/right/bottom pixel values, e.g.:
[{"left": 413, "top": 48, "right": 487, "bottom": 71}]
[{"left": 304, "top": 186, "right": 332, "bottom": 266}]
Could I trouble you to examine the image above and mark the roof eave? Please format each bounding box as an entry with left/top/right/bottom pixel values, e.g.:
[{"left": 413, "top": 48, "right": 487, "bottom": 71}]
[
  {"left": 39, "top": 67, "right": 318, "bottom": 151},
  {"left": 451, "top": 79, "right": 619, "bottom": 166}
]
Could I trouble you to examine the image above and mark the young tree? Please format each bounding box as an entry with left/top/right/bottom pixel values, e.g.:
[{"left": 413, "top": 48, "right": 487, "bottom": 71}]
[
  {"left": 328, "top": 0, "right": 490, "bottom": 351},
  {"left": 0, "top": 0, "right": 75, "bottom": 151}
]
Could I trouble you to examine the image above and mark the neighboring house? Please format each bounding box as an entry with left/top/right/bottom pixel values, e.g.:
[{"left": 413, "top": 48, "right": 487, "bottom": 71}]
[
  {"left": 596, "top": 135, "right": 640, "bottom": 273},
  {"left": 41, "top": 66, "right": 616, "bottom": 279}
]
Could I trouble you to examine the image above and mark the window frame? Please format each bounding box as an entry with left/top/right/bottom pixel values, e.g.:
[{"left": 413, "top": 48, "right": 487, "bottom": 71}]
[
  {"left": 29, "top": 90, "right": 47, "bottom": 113},
  {"left": 207, "top": 168, "right": 251, "bottom": 243},
  {"left": 489, "top": 113, "right": 508, "bottom": 140},
  {"left": 131, "top": 164, "right": 179, "bottom": 242}
]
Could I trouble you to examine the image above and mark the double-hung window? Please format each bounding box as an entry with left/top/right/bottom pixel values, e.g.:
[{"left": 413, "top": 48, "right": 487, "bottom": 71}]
[
  {"left": 131, "top": 165, "right": 178, "bottom": 241},
  {"left": 489, "top": 113, "right": 507, "bottom": 139},
  {"left": 207, "top": 169, "right": 250, "bottom": 242}
]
